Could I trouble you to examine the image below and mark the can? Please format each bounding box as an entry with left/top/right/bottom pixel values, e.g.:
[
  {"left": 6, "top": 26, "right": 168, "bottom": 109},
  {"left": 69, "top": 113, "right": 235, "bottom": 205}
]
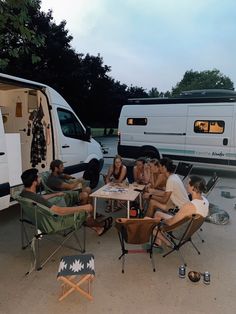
[
  {"left": 203, "top": 271, "right": 210, "bottom": 285},
  {"left": 178, "top": 265, "right": 186, "bottom": 278}
]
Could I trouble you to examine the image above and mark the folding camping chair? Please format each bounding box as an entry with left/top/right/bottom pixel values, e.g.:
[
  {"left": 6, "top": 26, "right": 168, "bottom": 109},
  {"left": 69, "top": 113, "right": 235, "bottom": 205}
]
[
  {"left": 57, "top": 254, "right": 95, "bottom": 302},
  {"left": 16, "top": 195, "right": 86, "bottom": 272},
  {"left": 205, "top": 172, "right": 219, "bottom": 197},
  {"left": 157, "top": 214, "right": 205, "bottom": 266},
  {"left": 175, "top": 162, "right": 193, "bottom": 182},
  {"left": 115, "top": 218, "right": 159, "bottom": 273}
]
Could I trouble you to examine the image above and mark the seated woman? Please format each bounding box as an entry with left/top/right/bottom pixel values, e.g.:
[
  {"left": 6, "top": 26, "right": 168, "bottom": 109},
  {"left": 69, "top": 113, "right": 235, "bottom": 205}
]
[
  {"left": 133, "top": 157, "right": 150, "bottom": 185},
  {"left": 148, "top": 159, "right": 167, "bottom": 190},
  {"left": 105, "top": 155, "right": 127, "bottom": 212},
  {"left": 153, "top": 175, "right": 209, "bottom": 248}
]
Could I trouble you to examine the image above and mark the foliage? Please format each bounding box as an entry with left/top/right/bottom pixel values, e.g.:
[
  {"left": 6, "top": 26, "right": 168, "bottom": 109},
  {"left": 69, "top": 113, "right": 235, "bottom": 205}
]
[
  {"left": 126, "top": 86, "right": 148, "bottom": 98},
  {"left": 0, "top": 0, "right": 45, "bottom": 70},
  {"left": 171, "top": 69, "right": 234, "bottom": 96}
]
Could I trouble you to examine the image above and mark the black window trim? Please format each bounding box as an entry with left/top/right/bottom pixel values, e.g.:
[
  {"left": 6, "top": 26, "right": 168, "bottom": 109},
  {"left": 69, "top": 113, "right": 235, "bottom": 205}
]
[{"left": 193, "top": 119, "right": 225, "bottom": 134}]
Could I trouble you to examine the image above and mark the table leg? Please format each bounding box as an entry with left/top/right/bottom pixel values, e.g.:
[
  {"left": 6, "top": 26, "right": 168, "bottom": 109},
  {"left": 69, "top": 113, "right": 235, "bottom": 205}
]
[
  {"left": 93, "top": 197, "right": 97, "bottom": 219},
  {"left": 127, "top": 200, "right": 130, "bottom": 218}
]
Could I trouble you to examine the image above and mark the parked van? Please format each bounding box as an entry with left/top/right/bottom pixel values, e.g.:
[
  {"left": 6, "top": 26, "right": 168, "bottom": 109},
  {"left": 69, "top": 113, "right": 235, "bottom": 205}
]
[
  {"left": 0, "top": 73, "right": 103, "bottom": 210},
  {"left": 118, "top": 89, "right": 236, "bottom": 170}
]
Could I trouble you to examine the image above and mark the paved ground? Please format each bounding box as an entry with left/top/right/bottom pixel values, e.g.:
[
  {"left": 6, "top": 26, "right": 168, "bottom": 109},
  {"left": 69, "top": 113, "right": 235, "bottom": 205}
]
[{"left": 0, "top": 136, "right": 236, "bottom": 314}]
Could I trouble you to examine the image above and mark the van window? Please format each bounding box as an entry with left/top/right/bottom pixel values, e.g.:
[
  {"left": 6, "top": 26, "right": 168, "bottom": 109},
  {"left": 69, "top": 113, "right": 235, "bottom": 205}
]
[
  {"left": 57, "top": 108, "right": 85, "bottom": 139},
  {"left": 127, "top": 118, "right": 147, "bottom": 125},
  {"left": 194, "top": 120, "right": 225, "bottom": 134}
]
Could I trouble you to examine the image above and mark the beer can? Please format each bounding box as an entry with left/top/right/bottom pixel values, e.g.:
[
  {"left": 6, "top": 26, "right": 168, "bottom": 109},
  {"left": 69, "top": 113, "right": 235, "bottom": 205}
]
[
  {"left": 178, "top": 265, "right": 186, "bottom": 278},
  {"left": 203, "top": 271, "right": 210, "bottom": 285}
]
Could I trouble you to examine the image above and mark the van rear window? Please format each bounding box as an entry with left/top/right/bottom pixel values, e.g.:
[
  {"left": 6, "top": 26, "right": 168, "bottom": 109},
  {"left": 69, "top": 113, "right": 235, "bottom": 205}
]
[
  {"left": 127, "top": 118, "right": 147, "bottom": 125},
  {"left": 194, "top": 120, "right": 225, "bottom": 134}
]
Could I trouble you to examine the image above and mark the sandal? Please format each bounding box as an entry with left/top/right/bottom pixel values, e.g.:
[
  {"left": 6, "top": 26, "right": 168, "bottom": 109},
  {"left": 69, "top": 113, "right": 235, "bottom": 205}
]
[{"left": 98, "top": 221, "right": 112, "bottom": 236}]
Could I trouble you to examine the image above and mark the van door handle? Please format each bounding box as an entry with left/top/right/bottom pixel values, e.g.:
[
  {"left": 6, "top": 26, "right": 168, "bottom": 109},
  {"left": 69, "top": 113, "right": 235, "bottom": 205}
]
[
  {"left": 0, "top": 152, "right": 5, "bottom": 156},
  {"left": 62, "top": 145, "right": 70, "bottom": 148},
  {"left": 223, "top": 138, "right": 228, "bottom": 145}
]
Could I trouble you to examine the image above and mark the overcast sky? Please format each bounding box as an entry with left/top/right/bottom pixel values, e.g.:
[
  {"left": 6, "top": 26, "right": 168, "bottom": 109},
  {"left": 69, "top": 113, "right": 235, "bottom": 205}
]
[{"left": 41, "top": 0, "right": 236, "bottom": 92}]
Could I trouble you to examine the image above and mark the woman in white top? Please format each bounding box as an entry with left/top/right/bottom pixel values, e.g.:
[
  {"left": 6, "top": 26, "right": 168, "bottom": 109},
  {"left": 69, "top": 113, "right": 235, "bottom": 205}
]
[{"left": 153, "top": 175, "right": 209, "bottom": 247}]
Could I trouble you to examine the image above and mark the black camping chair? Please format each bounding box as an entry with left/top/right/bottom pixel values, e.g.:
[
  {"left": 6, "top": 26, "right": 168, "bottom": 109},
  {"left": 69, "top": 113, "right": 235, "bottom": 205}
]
[
  {"left": 205, "top": 172, "right": 219, "bottom": 197},
  {"left": 175, "top": 162, "right": 193, "bottom": 182},
  {"left": 157, "top": 214, "right": 205, "bottom": 266}
]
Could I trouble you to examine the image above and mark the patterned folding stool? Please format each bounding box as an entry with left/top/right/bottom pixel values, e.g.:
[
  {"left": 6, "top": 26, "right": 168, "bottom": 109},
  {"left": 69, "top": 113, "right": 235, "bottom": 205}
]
[{"left": 57, "top": 254, "right": 95, "bottom": 302}]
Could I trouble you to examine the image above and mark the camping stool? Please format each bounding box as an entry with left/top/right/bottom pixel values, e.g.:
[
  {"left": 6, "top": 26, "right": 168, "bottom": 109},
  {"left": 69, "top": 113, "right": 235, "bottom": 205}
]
[{"left": 57, "top": 254, "right": 95, "bottom": 302}]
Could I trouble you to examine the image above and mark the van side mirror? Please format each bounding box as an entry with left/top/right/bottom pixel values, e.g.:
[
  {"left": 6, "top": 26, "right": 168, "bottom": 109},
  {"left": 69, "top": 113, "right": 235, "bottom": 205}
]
[{"left": 84, "top": 125, "right": 91, "bottom": 142}]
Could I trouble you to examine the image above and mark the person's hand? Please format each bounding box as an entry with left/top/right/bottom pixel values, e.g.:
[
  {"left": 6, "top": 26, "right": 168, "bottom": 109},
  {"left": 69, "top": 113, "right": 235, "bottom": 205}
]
[
  {"left": 143, "top": 192, "right": 151, "bottom": 199},
  {"left": 84, "top": 204, "right": 93, "bottom": 213}
]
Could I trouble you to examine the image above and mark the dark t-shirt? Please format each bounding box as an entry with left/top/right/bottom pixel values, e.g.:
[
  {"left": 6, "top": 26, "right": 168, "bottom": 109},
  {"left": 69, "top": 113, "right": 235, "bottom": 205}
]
[
  {"left": 46, "top": 174, "right": 65, "bottom": 191},
  {"left": 20, "top": 190, "right": 52, "bottom": 208}
]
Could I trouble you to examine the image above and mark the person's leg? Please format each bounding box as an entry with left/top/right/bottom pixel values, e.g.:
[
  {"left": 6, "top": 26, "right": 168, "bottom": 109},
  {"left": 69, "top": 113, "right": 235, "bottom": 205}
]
[{"left": 145, "top": 199, "right": 168, "bottom": 217}]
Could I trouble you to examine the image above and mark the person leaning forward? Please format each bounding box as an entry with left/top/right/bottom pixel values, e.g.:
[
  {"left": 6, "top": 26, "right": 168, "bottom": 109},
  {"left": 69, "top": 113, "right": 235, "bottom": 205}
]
[
  {"left": 46, "top": 159, "right": 91, "bottom": 205},
  {"left": 20, "top": 168, "right": 113, "bottom": 236}
]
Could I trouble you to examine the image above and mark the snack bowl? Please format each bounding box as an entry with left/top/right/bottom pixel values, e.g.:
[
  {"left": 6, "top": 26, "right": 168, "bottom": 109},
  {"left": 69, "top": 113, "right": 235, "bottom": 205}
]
[{"left": 188, "top": 271, "right": 201, "bottom": 283}]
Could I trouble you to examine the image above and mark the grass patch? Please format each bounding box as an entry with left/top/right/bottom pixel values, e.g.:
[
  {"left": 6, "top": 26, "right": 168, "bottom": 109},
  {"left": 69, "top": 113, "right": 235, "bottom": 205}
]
[{"left": 91, "top": 128, "right": 118, "bottom": 137}]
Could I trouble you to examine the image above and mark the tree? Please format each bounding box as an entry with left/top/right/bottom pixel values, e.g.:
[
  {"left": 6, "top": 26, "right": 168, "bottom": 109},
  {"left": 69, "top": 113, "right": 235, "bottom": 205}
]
[
  {"left": 148, "top": 87, "right": 160, "bottom": 98},
  {"left": 0, "top": 0, "right": 45, "bottom": 70},
  {"left": 171, "top": 69, "right": 234, "bottom": 96},
  {"left": 127, "top": 86, "right": 148, "bottom": 98}
]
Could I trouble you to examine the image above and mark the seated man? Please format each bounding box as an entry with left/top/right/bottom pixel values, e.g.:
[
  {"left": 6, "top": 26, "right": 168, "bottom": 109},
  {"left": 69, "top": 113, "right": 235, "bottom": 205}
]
[
  {"left": 152, "top": 175, "right": 209, "bottom": 247},
  {"left": 145, "top": 158, "right": 189, "bottom": 217},
  {"left": 46, "top": 159, "right": 91, "bottom": 205},
  {"left": 20, "top": 168, "right": 112, "bottom": 236}
]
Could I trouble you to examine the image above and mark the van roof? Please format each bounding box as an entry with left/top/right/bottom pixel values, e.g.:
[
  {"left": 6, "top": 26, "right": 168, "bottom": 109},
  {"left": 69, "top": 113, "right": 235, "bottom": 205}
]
[
  {"left": 0, "top": 72, "right": 46, "bottom": 90},
  {"left": 128, "top": 89, "right": 236, "bottom": 105}
]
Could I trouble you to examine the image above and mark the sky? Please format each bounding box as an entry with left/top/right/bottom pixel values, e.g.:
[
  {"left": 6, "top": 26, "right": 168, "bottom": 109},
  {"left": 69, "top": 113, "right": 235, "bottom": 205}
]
[{"left": 40, "top": 0, "right": 236, "bottom": 92}]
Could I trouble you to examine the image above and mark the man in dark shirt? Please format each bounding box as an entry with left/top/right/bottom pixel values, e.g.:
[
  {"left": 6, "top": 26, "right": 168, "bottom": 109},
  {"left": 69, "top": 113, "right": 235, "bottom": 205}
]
[
  {"left": 20, "top": 168, "right": 112, "bottom": 236},
  {"left": 46, "top": 159, "right": 91, "bottom": 204}
]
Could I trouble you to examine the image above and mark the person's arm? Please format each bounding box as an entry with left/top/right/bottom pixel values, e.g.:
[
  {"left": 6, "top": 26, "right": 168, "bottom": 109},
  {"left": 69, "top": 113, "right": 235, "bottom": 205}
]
[
  {"left": 51, "top": 203, "right": 93, "bottom": 216},
  {"left": 115, "top": 165, "right": 127, "bottom": 183},
  {"left": 151, "top": 190, "right": 172, "bottom": 204},
  {"left": 105, "top": 166, "right": 113, "bottom": 183},
  {"left": 43, "top": 192, "right": 65, "bottom": 200},
  {"left": 143, "top": 164, "right": 151, "bottom": 184},
  {"left": 153, "top": 174, "right": 167, "bottom": 190},
  {"left": 62, "top": 173, "right": 75, "bottom": 180},
  {"left": 164, "top": 203, "right": 193, "bottom": 225},
  {"left": 59, "top": 180, "right": 82, "bottom": 190},
  {"left": 133, "top": 166, "right": 138, "bottom": 183}
]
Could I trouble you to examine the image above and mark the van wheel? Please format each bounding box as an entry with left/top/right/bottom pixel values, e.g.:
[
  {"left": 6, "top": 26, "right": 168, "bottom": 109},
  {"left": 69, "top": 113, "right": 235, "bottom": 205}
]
[
  {"left": 141, "top": 150, "right": 160, "bottom": 159},
  {"left": 83, "top": 161, "right": 100, "bottom": 189}
]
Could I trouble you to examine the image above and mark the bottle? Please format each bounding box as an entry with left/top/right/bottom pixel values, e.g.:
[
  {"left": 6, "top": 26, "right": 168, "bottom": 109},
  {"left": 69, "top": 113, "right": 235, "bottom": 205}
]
[{"left": 203, "top": 271, "right": 210, "bottom": 285}]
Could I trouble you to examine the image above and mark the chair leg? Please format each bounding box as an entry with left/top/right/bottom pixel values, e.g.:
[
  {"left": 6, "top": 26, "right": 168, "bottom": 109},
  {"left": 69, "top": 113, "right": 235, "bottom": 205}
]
[
  {"left": 190, "top": 240, "right": 201, "bottom": 255},
  {"left": 196, "top": 230, "right": 205, "bottom": 243}
]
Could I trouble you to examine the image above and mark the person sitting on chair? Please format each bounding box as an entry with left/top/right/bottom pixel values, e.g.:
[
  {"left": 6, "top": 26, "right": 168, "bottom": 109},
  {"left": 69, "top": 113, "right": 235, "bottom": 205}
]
[
  {"left": 153, "top": 175, "right": 209, "bottom": 247},
  {"left": 145, "top": 159, "right": 167, "bottom": 191},
  {"left": 145, "top": 158, "right": 189, "bottom": 217},
  {"left": 20, "top": 168, "right": 112, "bottom": 236},
  {"left": 105, "top": 155, "right": 127, "bottom": 212},
  {"left": 46, "top": 159, "right": 91, "bottom": 204},
  {"left": 133, "top": 157, "right": 150, "bottom": 185}
]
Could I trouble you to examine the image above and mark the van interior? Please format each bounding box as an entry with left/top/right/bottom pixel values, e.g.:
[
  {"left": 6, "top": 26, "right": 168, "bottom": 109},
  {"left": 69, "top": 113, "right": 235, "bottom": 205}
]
[{"left": 0, "top": 83, "right": 53, "bottom": 177}]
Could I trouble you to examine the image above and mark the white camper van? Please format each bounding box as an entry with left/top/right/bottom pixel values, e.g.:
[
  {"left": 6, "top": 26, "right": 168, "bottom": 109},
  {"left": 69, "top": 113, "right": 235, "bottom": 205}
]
[
  {"left": 118, "top": 90, "right": 236, "bottom": 170},
  {"left": 0, "top": 73, "right": 103, "bottom": 210}
]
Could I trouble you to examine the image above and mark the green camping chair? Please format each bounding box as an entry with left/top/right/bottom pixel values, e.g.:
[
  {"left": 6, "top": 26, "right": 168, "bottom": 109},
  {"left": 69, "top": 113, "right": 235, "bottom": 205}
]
[{"left": 16, "top": 195, "right": 86, "bottom": 273}]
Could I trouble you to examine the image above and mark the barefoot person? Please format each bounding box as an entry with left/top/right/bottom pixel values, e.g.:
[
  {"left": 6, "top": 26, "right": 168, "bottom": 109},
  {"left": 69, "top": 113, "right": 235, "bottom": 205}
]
[
  {"left": 20, "top": 168, "right": 112, "bottom": 236},
  {"left": 152, "top": 175, "right": 209, "bottom": 247}
]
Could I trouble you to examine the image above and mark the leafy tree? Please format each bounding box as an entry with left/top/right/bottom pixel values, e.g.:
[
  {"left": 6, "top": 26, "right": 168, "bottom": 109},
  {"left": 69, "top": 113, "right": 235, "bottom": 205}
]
[
  {"left": 0, "top": 0, "right": 44, "bottom": 70},
  {"left": 171, "top": 69, "right": 234, "bottom": 96},
  {"left": 127, "top": 86, "right": 148, "bottom": 98},
  {"left": 148, "top": 87, "right": 160, "bottom": 97}
]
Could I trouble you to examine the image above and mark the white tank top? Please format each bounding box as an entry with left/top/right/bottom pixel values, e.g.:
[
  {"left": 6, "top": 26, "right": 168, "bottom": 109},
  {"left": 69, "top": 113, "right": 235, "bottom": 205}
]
[{"left": 191, "top": 196, "right": 209, "bottom": 217}]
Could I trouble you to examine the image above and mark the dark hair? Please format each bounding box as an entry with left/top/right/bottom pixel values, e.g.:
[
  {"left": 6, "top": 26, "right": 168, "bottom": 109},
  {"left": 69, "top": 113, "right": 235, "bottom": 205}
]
[
  {"left": 149, "top": 159, "right": 160, "bottom": 166},
  {"left": 160, "top": 157, "right": 176, "bottom": 173},
  {"left": 113, "top": 155, "right": 122, "bottom": 166},
  {"left": 136, "top": 157, "right": 146, "bottom": 164},
  {"left": 50, "top": 159, "right": 63, "bottom": 171},
  {"left": 189, "top": 175, "right": 207, "bottom": 193},
  {"left": 21, "top": 168, "right": 38, "bottom": 187}
]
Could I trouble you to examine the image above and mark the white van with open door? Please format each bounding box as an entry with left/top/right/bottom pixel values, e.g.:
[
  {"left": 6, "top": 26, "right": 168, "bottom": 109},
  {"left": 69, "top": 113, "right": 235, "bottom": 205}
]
[
  {"left": 118, "top": 89, "right": 236, "bottom": 170},
  {"left": 0, "top": 73, "right": 104, "bottom": 210}
]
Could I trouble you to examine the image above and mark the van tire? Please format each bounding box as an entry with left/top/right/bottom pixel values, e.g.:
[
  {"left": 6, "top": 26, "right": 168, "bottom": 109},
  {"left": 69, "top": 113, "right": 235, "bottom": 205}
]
[
  {"left": 141, "top": 148, "right": 160, "bottom": 159},
  {"left": 83, "top": 161, "right": 100, "bottom": 189}
]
